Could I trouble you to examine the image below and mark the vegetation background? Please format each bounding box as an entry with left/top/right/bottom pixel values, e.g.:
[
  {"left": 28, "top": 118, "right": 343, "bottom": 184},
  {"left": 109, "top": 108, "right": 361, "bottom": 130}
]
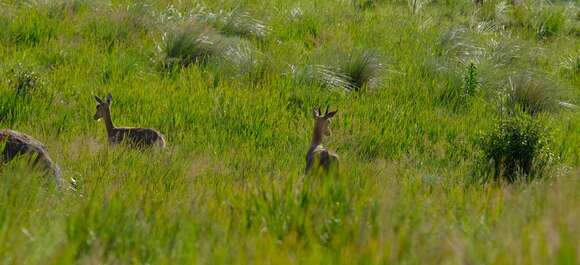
[{"left": 0, "top": 0, "right": 578, "bottom": 264}]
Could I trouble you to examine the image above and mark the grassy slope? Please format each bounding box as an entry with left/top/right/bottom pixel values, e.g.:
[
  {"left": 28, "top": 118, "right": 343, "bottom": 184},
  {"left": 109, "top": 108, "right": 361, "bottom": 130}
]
[{"left": 0, "top": 0, "right": 579, "bottom": 264}]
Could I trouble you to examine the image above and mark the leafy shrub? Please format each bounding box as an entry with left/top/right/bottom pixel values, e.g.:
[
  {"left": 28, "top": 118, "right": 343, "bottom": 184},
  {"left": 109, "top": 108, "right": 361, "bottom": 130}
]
[
  {"left": 7, "top": 64, "right": 42, "bottom": 96},
  {"left": 477, "top": 112, "right": 554, "bottom": 183},
  {"left": 463, "top": 62, "right": 479, "bottom": 98}
]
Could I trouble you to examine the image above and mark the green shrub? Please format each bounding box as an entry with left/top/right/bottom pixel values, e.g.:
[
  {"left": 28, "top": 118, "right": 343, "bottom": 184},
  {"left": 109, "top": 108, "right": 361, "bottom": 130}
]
[
  {"left": 7, "top": 63, "right": 42, "bottom": 97},
  {"left": 477, "top": 112, "right": 554, "bottom": 183},
  {"left": 463, "top": 62, "right": 479, "bottom": 98}
]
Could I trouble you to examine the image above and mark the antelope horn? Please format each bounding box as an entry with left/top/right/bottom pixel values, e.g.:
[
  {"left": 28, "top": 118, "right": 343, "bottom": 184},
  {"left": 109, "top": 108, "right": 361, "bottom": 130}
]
[{"left": 325, "top": 106, "right": 329, "bottom": 115}]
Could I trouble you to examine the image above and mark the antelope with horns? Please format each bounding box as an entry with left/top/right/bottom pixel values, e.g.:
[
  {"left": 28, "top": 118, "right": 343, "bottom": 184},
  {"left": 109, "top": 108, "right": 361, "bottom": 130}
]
[
  {"left": 1, "top": 129, "right": 65, "bottom": 188},
  {"left": 94, "top": 93, "right": 166, "bottom": 148},
  {"left": 305, "top": 106, "right": 339, "bottom": 175}
]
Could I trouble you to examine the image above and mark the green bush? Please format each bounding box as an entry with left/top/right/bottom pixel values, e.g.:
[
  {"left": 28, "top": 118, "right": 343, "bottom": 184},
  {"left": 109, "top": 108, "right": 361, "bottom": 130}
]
[
  {"left": 7, "top": 63, "right": 42, "bottom": 97},
  {"left": 477, "top": 112, "right": 554, "bottom": 183}
]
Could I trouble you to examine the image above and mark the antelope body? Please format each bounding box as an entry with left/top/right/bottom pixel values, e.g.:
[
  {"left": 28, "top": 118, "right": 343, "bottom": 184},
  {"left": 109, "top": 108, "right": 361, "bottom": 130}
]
[
  {"left": 94, "top": 93, "right": 166, "bottom": 148},
  {"left": 0, "top": 129, "right": 64, "bottom": 187},
  {"left": 305, "top": 107, "right": 339, "bottom": 174}
]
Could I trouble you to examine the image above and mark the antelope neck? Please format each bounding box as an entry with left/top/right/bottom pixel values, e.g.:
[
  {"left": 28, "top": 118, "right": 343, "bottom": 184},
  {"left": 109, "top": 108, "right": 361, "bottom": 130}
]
[
  {"left": 310, "top": 122, "right": 324, "bottom": 148},
  {"left": 102, "top": 107, "right": 116, "bottom": 137}
]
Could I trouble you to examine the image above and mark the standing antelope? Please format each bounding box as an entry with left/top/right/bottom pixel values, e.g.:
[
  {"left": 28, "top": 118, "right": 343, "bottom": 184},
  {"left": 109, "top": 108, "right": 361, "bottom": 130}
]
[
  {"left": 305, "top": 106, "right": 339, "bottom": 174},
  {"left": 94, "top": 93, "right": 166, "bottom": 148},
  {"left": 1, "top": 129, "right": 65, "bottom": 188}
]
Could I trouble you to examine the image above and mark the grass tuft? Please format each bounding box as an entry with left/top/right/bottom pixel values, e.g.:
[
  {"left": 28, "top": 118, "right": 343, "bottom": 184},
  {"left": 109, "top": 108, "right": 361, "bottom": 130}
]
[
  {"left": 158, "top": 21, "right": 220, "bottom": 69},
  {"left": 290, "top": 64, "right": 355, "bottom": 91},
  {"left": 500, "top": 71, "right": 566, "bottom": 117},
  {"left": 339, "top": 49, "right": 384, "bottom": 91}
]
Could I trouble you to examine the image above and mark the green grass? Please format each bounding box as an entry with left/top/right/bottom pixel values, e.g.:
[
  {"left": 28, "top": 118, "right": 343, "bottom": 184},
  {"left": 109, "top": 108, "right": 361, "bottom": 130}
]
[{"left": 0, "top": 0, "right": 579, "bottom": 264}]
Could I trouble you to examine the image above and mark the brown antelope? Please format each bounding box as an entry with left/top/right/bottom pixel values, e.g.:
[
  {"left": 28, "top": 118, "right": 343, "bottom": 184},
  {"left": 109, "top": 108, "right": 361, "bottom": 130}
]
[
  {"left": 94, "top": 93, "right": 166, "bottom": 148},
  {"left": 1, "top": 129, "right": 65, "bottom": 187},
  {"left": 305, "top": 106, "right": 339, "bottom": 174}
]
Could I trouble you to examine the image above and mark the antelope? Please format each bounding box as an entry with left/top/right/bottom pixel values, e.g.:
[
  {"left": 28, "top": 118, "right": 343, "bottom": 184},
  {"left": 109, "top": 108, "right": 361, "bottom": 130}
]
[
  {"left": 305, "top": 106, "right": 339, "bottom": 175},
  {"left": 94, "top": 93, "right": 166, "bottom": 148},
  {"left": 1, "top": 129, "right": 65, "bottom": 188}
]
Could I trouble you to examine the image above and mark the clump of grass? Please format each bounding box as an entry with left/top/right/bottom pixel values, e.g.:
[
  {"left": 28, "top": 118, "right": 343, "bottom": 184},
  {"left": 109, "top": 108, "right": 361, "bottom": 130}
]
[
  {"left": 9, "top": 10, "right": 55, "bottom": 46},
  {"left": 353, "top": 0, "right": 378, "bottom": 11},
  {"left": 83, "top": 3, "right": 155, "bottom": 47},
  {"left": 408, "top": 0, "right": 432, "bottom": 15},
  {"left": 7, "top": 63, "right": 42, "bottom": 97},
  {"left": 210, "top": 38, "right": 269, "bottom": 82},
  {"left": 438, "top": 61, "right": 480, "bottom": 111},
  {"left": 438, "top": 27, "right": 484, "bottom": 65},
  {"left": 558, "top": 54, "right": 579, "bottom": 77},
  {"left": 157, "top": 4, "right": 185, "bottom": 24},
  {"left": 158, "top": 21, "right": 220, "bottom": 69},
  {"left": 534, "top": 7, "right": 568, "bottom": 39},
  {"left": 477, "top": 112, "right": 555, "bottom": 183},
  {"left": 500, "top": 71, "right": 565, "bottom": 117},
  {"left": 338, "top": 49, "right": 384, "bottom": 91},
  {"left": 191, "top": 6, "right": 269, "bottom": 39},
  {"left": 290, "top": 64, "right": 354, "bottom": 91},
  {"left": 36, "top": 0, "right": 89, "bottom": 19}
]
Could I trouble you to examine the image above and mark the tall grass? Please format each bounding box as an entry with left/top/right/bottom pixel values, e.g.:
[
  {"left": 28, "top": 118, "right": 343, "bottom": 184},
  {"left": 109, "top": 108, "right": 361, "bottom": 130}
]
[
  {"left": 158, "top": 21, "right": 220, "bottom": 69},
  {"left": 0, "top": 0, "right": 579, "bottom": 264},
  {"left": 501, "top": 71, "right": 566, "bottom": 117}
]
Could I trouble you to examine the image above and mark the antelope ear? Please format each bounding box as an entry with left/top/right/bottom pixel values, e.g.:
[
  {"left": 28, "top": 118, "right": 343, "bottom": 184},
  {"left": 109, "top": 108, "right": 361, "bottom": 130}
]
[
  {"left": 325, "top": 110, "right": 338, "bottom": 119},
  {"left": 94, "top": 95, "right": 104, "bottom": 104},
  {"left": 312, "top": 108, "right": 319, "bottom": 118},
  {"left": 106, "top": 92, "right": 113, "bottom": 104}
]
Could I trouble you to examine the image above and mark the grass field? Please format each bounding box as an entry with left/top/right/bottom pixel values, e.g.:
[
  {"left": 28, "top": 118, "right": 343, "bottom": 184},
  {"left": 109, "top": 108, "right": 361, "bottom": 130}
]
[{"left": 0, "top": 0, "right": 579, "bottom": 264}]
